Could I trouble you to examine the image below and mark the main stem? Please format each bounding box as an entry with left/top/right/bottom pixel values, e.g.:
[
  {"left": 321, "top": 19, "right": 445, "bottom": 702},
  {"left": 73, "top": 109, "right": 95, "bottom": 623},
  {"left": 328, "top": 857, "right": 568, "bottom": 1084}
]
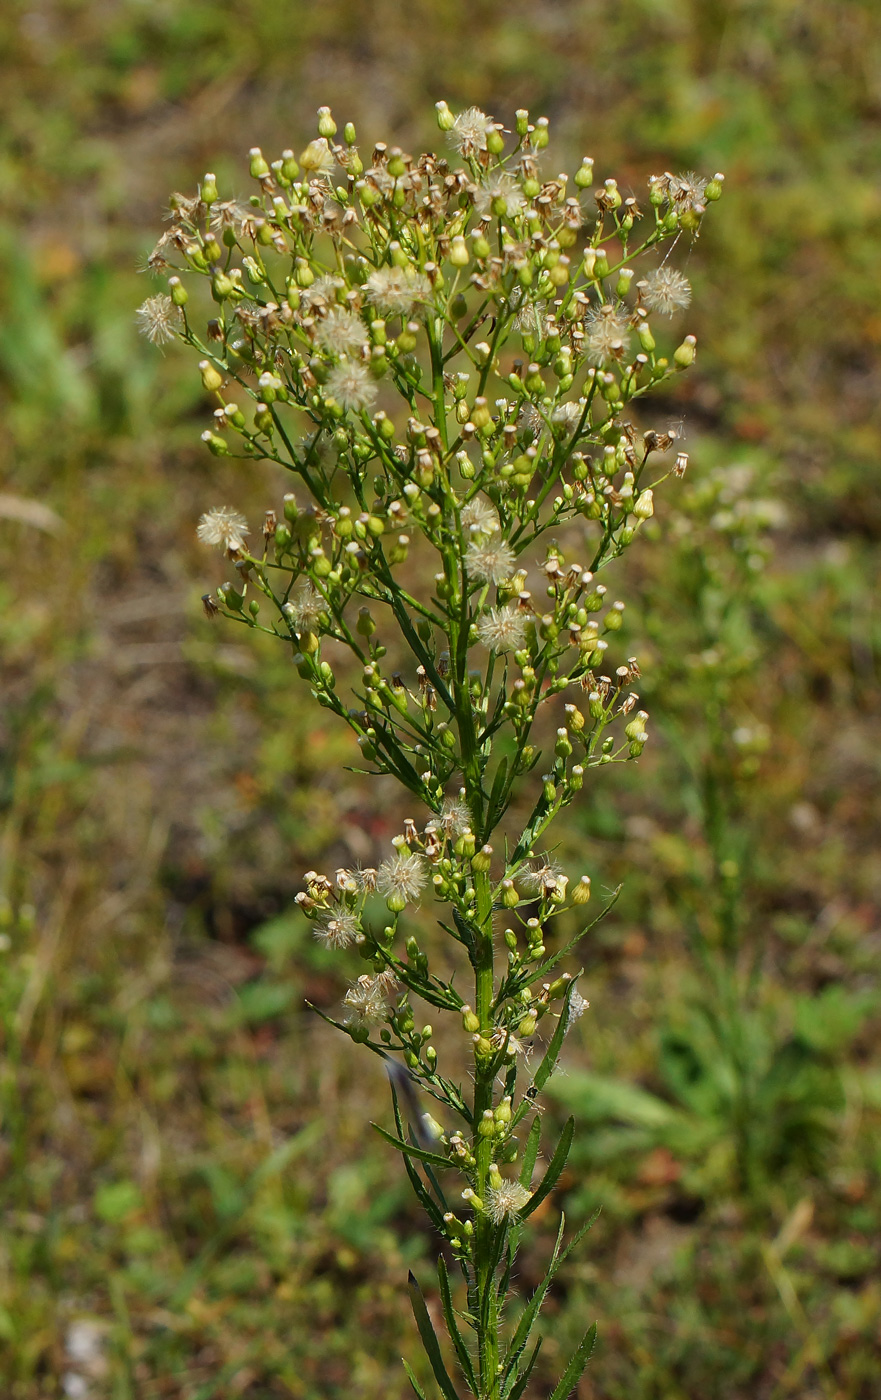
[{"left": 473, "top": 868, "right": 500, "bottom": 1400}]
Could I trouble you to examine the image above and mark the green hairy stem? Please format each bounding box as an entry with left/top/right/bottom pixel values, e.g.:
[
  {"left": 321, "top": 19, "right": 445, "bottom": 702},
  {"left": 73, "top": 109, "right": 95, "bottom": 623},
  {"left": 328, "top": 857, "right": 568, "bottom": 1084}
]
[{"left": 144, "top": 99, "right": 721, "bottom": 1399}]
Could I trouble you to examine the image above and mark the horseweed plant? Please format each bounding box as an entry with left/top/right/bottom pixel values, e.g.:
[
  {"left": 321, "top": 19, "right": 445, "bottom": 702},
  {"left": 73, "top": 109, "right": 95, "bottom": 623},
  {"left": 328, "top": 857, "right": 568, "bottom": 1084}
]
[{"left": 143, "top": 103, "right": 721, "bottom": 1400}]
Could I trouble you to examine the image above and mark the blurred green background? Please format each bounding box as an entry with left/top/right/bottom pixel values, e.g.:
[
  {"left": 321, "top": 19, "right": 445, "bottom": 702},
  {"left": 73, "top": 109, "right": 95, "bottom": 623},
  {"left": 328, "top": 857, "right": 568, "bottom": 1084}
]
[{"left": 1, "top": 1, "right": 880, "bottom": 1396}]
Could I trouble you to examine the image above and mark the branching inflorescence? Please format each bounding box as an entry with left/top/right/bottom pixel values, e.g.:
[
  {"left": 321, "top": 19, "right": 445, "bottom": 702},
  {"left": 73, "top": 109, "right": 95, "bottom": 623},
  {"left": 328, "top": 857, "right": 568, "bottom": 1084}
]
[{"left": 144, "top": 102, "right": 721, "bottom": 1400}]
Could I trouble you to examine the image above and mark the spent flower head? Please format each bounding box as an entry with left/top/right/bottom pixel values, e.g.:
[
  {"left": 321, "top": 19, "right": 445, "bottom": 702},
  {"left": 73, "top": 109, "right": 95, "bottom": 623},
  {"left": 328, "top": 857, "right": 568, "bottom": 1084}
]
[
  {"left": 196, "top": 506, "right": 249, "bottom": 553},
  {"left": 136, "top": 294, "right": 180, "bottom": 345}
]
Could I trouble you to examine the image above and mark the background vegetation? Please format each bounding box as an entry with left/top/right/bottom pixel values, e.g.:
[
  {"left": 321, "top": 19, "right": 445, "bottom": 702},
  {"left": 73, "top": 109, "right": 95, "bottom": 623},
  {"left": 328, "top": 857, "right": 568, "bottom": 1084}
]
[{"left": 1, "top": 1, "right": 880, "bottom": 1395}]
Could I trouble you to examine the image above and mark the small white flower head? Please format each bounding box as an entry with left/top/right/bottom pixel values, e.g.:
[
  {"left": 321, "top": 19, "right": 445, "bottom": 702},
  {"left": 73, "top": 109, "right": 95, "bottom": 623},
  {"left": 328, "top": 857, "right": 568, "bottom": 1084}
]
[
  {"left": 476, "top": 605, "right": 529, "bottom": 654},
  {"left": 324, "top": 360, "right": 377, "bottom": 414},
  {"left": 196, "top": 506, "right": 249, "bottom": 553},
  {"left": 448, "top": 106, "right": 494, "bottom": 157},
  {"left": 518, "top": 403, "right": 546, "bottom": 439},
  {"left": 365, "top": 265, "right": 433, "bottom": 319},
  {"left": 584, "top": 306, "right": 631, "bottom": 366},
  {"left": 135, "top": 294, "right": 180, "bottom": 346},
  {"left": 486, "top": 1178, "right": 532, "bottom": 1224},
  {"left": 299, "top": 138, "right": 335, "bottom": 175},
  {"left": 314, "top": 908, "right": 361, "bottom": 949},
  {"left": 642, "top": 267, "right": 692, "bottom": 316},
  {"left": 551, "top": 399, "right": 587, "bottom": 430},
  {"left": 465, "top": 537, "right": 517, "bottom": 586},
  {"left": 474, "top": 172, "right": 525, "bottom": 219},
  {"left": 438, "top": 796, "right": 471, "bottom": 839},
  {"left": 377, "top": 851, "right": 427, "bottom": 905},
  {"left": 344, "top": 972, "right": 392, "bottom": 1027},
  {"left": 670, "top": 171, "right": 708, "bottom": 211},
  {"left": 302, "top": 274, "right": 345, "bottom": 309},
  {"left": 461, "top": 497, "right": 500, "bottom": 537},
  {"left": 565, "top": 983, "right": 590, "bottom": 1030},
  {"left": 520, "top": 858, "right": 566, "bottom": 896},
  {"left": 283, "top": 580, "right": 324, "bottom": 632},
  {"left": 511, "top": 294, "right": 548, "bottom": 338},
  {"left": 314, "top": 307, "right": 368, "bottom": 356}
]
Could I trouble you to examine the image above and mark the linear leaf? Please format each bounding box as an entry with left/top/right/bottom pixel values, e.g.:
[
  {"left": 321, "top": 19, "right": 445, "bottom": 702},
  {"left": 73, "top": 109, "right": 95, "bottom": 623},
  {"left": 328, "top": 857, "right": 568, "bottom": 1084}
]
[
  {"left": 502, "top": 1216, "right": 566, "bottom": 1389},
  {"left": 519, "top": 1115, "right": 542, "bottom": 1188},
  {"left": 390, "top": 1090, "right": 447, "bottom": 1232},
  {"left": 373, "top": 1124, "right": 452, "bottom": 1172},
  {"left": 506, "top": 1339, "right": 543, "bottom": 1400},
  {"left": 502, "top": 1207, "right": 600, "bottom": 1391},
  {"left": 437, "top": 1255, "right": 477, "bottom": 1393},
  {"left": 402, "top": 1358, "right": 429, "bottom": 1400},
  {"left": 409, "top": 1271, "right": 462, "bottom": 1400},
  {"left": 520, "top": 1116, "right": 574, "bottom": 1219},
  {"left": 547, "top": 1323, "right": 597, "bottom": 1400}
]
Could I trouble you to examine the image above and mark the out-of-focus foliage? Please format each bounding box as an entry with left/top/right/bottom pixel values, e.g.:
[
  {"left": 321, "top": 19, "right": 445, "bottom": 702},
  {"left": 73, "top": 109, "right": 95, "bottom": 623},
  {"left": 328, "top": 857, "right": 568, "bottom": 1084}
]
[{"left": 0, "top": 1, "right": 880, "bottom": 1396}]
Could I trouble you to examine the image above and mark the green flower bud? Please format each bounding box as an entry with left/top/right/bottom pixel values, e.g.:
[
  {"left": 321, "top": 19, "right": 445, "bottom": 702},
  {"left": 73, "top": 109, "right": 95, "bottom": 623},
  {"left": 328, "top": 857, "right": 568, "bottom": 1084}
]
[
  {"left": 705, "top": 173, "right": 725, "bottom": 201},
  {"left": 199, "top": 359, "right": 223, "bottom": 392},
  {"left": 574, "top": 157, "right": 594, "bottom": 189},
  {"left": 317, "top": 106, "right": 337, "bottom": 137},
  {"left": 168, "top": 275, "right": 188, "bottom": 307},
  {"left": 633, "top": 489, "right": 654, "bottom": 519},
  {"left": 572, "top": 874, "right": 591, "bottom": 905},
  {"left": 435, "top": 101, "right": 455, "bottom": 132},
  {"left": 532, "top": 116, "right": 549, "bottom": 149},
  {"left": 462, "top": 1005, "right": 480, "bottom": 1033},
  {"left": 674, "top": 335, "right": 697, "bottom": 368},
  {"left": 249, "top": 147, "right": 270, "bottom": 179},
  {"left": 200, "top": 173, "right": 218, "bottom": 204},
  {"left": 200, "top": 430, "right": 229, "bottom": 456}
]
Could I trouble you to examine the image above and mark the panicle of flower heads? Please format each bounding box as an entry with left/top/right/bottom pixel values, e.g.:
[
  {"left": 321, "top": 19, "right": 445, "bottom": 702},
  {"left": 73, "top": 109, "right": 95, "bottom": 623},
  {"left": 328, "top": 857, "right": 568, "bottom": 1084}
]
[
  {"left": 377, "top": 851, "right": 427, "bottom": 904},
  {"left": 196, "top": 506, "right": 249, "bottom": 553},
  {"left": 584, "top": 307, "right": 631, "bottom": 366},
  {"left": 344, "top": 972, "right": 394, "bottom": 1027},
  {"left": 324, "top": 360, "right": 377, "bottom": 413},
  {"left": 448, "top": 106, "right": 494, "bottom": 156},
  {"left": 642, "top": 266, "right": 692, "bottom": 315},
  {"left": 284, "top": 580, "right": 324, "bottom": 632},
  {"left": 364, "top": 265, "right": 433, "bottom": 319},
  {"left": 474, "top": 172, "right": 525, "bottom": 218},
  {"left": 314, "top": 908, "right": 361, "bottom": 949},
  {"left": 461, "top": 497, "right": 500, "bottom": 536},
  {"left": 135, "top": 294, "right": 180, "bottom": 346},
  {"left": 465, "top": 537, "right": 517, "bottom": 585},
  {"left": 437, "top": 796, "right": 471, "bottom": 839},
  {"left": 520, "top": 859, "right": 566, "bottom": 895},
  {"left": 485, "top": 1178, "right": 532, "bottom": 1224},
  {"left": 314, "top": 307, "right": 368, "bottom": 355},
  {"left": 476, "top": 605, "right": 529, "bottom": 654}
]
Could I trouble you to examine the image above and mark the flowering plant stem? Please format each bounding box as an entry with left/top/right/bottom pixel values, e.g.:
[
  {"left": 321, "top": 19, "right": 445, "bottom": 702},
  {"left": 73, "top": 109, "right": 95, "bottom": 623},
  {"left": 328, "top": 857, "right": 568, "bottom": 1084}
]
[{"left": 145, "top": 100, "right": 721, "bottom": 1399}]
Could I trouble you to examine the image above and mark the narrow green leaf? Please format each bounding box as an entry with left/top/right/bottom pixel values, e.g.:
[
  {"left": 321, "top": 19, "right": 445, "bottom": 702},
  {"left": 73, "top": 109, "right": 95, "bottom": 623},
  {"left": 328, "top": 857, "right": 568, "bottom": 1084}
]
[
  {"left": 486, "top": 754, "right": 510, "bottom": 830},
  {"left": 506, "top": 1339, "right": 543, "bottom": 1400},
  {"left": 390, "top": 1090, "right": 447, "bottom": 1232},
  {"left": 402, "top": 1358, "right": 430, "bottom": 1400},
  {"left": 547, "top": 1322, "right": 597, "bottom": 1400},
  {"left": 519, "top": 1116, "right": 541, "bottom": 1188},
  {"left": 409, "top": 1271, "right": 462, "bottom": 1400},
  {"left": 502, "top": 1216, "right": 566, "bottom": 1387},
  {"left": 373, "top": 1124, "right": 452, "bottom": 1172},
  {"left": 437, "top": 1256, "right": 477, "bottom": 1393},
  {"left": 520, "top": 1117, "right": 574, "bottom": 1219}
]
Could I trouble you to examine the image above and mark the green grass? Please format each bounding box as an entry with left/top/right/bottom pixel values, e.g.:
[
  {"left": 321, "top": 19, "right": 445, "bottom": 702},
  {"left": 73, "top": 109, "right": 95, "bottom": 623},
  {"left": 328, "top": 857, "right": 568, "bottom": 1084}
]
[{"left": 1, "top": 0, "right": 880, "bottom": 1394}]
